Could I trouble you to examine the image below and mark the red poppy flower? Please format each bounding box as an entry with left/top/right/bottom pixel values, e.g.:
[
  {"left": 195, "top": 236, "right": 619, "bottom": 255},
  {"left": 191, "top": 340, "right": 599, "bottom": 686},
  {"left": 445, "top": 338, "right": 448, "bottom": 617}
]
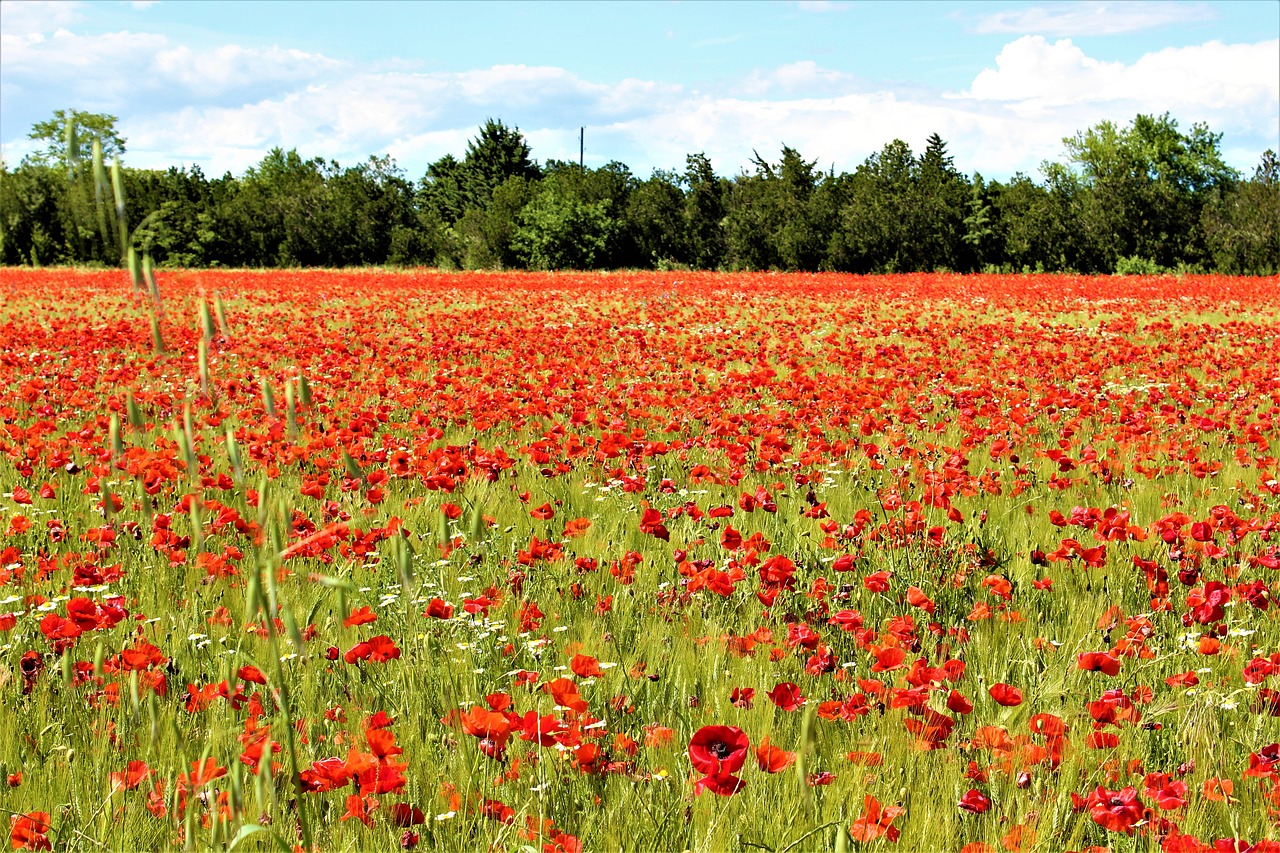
[
  {"left": 237, "top": 665, "right": 267, "bottom": 685},
  {"left": 563, "top": 517, "right": 591, "bottom": 538},
  {"left": 343, "top": 605, "right": 378, "bottom": 627},
  {"left": 1086, "top": 785, "right": 1145, "bottom": 834},
  {"left": 755, "top": 736, "right": 797, "bottom": 772},
  {"left": 871, "top": 646, "right": 906, "bottom": 672},
  {"left": 109, "top": 760, "right": 153, "bottom": 791},
  {"left": 1077, "top": 651, "right": 1121, "bottom": 676},
  {"left": 341, "top": 792, "right": 378, "bottom": 826},
  {"left": 693, "top": 773, "right": 746, "bottom": 797},
  {"left": 422, "top": 598, "right": 454, "bottom": 619},
  {"left": 9, "top": 813, "right": 52, "bottom": 851},
  {"left": 179, "top": 757, "right": 227, "bottom": 788},
  {"left": 544, "top": 677, "right": 589, "bottom": 713},
  {"left": 638, "top": 506, "right": 670, "bottom": 541},
  {"left": 570, "top": 654, "right": 604, "bottom": 679},
  {"left": 988, "top": 683, "right": 1023, "bottom": 706},
  {"left": 863, "top": 570, "right": 892, "bottom": 593},
  {"left": 459, "top": 706, "right": 512, "bottom": 744},
  {"left": 947, "top": 689, "right": 974, "bottom": 715},
  {"left": 849, "top": 795, "right": 904, "bottom": 843},
  {"left": 688, "top": 725, "right": 750, "bottom": 775},
  {"left": 389, "top": 803, "right": 426, "bottom": 827},
  {"left": 958, "top": 789, "right": 991, "bottom": 814},
  {"left": 766, "top": 682, "right": 805, "bottom": 711}
]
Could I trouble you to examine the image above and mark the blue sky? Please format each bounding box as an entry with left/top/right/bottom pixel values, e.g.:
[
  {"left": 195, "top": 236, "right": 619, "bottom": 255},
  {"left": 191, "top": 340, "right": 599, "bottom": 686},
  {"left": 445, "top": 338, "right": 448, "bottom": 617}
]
[{"left": 2, "top": 0, "right": 1277, "bottom": 181}]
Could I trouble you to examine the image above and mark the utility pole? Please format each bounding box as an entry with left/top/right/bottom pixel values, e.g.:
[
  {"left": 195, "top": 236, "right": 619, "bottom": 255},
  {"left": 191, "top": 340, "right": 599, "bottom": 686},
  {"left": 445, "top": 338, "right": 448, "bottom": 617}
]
[{"left": 579, "top": 127, "right": 584, "bottom": 170}]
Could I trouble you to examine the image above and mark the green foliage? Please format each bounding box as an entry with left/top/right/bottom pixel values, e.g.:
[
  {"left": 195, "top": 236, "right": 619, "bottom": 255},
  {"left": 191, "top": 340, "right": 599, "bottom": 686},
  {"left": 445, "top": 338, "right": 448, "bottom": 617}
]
[
  {"left": 683, "top": 153, "right": 728, "bottom": 270},
  {"left": 3, "top": 111, "right": 1274, "bottom": 274},
  {"left": 828, "top": 139, "right": 917, "bottom": 272},
  {"left": 1200, "top": 150, "right": 1280, "bottom": 275},
  {"left": 461, "top": 119, "right": 542, "bottom": 209},
  {"left": 512, "top": 183, "right": 614, "bottom": 270},
  {"left": 626, "top": 171, "right": 688, "bottom": 267},
  {"left": 456, "top": 175, "right": 536, "bottom": 268},
  {"left": 1060, "top": 113, "right": 1239, "bottom": 270},
  {"left": 25, "top": 109, "right": 126, "bottom": 172},
  {"left": 724, "top": 146, "right": 831, "bottom": 271},
  {"left": 1113, "top": 254, "right": 1167, "bottom": 275}
]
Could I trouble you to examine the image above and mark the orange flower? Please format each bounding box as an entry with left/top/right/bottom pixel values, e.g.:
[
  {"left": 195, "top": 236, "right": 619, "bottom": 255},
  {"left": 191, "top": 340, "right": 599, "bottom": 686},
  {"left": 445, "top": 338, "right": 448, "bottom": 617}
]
[
  {"left": 754, "top": 736, "right": 797, "bottom": 773},
  {"left": 849, "top": 795, "right": 904, "bottom": 843},
  {"left": 109, "top": 760, "right": 153, "bottom": 791}
]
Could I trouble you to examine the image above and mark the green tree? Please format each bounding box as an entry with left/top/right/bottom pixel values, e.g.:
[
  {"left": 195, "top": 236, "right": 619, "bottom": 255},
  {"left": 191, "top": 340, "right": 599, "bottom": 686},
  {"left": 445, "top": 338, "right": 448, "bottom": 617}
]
[
  {"left": 461, "top": 119, "right": 542, "bottom": 210},
  {"left": 626, "top": 170, "right": 688, "bottom": 267},
  {"left": 829, "top": 139, "right": 916, "bottom": 272},
  {"left": 683, "top": 153, "right": 728, "bottom": 269},
  {"left": 224, "top": 148, "right": 329, "bottom": 266},
  {"left": 1201, "top": 150, "right": 1280, "bottom": 275},
  {"left": 985, "top": 171, "right": 1074, "bottom": 272},
  {"left": 1057, "top": 113, "right": 1238, "bottom": 270},
  {"left": 962, "top": 173, "right": 995, "bottom": 269},
  {"left": 417, "top": 154, "right": 468, "bottom": 226},
  {"left": 120, "top": 165, "right": 214, "bottom": 267},
  {"left": 533, "top": 160, "right": 637, "bottom": 267},
  {"left": 26, "top": 109, "right": 126, "bottom": 172},
  {"left": 455, "top": 175, "right": 535, "bottom": 268},
  {"left": 912, "top": 133, "right": 971, "bottom": 271},
  {"left": 512, "top": 185, "right": 613, "bottom": 270},
  {"left": 724, "top": 146, "right": 829, "bottom": 270},
  {"left": 0, "top": 160, "right": 69, "bottom": 265}
]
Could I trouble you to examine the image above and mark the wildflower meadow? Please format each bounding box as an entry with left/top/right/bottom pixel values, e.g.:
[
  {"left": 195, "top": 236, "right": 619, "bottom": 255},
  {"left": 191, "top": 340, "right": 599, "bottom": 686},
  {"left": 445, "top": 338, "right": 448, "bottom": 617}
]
[{"left": 2, "top": 268, "right": 1279, "bottom": 852}]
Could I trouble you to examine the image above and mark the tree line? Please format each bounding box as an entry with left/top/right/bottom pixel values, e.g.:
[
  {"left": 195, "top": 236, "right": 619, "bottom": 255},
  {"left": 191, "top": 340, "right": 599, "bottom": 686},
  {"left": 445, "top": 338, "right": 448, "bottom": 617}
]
[{"left": 1, "top": 109, "right": 1276, "bottom": 274}]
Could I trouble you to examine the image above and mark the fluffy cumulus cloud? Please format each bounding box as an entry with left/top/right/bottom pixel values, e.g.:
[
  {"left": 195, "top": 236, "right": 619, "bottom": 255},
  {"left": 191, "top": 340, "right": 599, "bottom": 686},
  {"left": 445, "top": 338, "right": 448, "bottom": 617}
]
[
  {"left": 961, "top": 36, "right": 1280, "bottom": 137},
  {"left": 2, "top": 4, "right": 1276, "bottom": 179},
  {"left": 0, "top": 0, "right": 84, "bottom": 35},
  {"left": 1, "top": 26, "right": 337, "bottom": 109}
]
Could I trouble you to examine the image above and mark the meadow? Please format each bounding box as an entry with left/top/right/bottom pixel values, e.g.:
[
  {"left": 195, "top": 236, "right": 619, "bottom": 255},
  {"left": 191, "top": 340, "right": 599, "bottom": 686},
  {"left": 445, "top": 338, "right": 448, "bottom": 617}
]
[{"left": 1, "top": 268, "right": 1278, "bottom": 852}]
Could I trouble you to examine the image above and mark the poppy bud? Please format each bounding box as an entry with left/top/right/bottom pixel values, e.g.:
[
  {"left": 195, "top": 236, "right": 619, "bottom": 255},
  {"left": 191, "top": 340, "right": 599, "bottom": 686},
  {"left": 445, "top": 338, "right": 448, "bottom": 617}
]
[
  {"left": 324, "top": 646, "right": 339, "bottom": 661},
  {"left": 478, "top": 738, "right": 506, "bottom": 761}
]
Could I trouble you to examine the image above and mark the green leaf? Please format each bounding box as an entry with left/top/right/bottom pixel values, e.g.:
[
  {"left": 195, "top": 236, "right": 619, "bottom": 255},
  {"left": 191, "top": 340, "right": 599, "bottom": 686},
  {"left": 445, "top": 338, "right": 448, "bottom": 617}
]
[{"left": 227, "top": 823, "right": 292, "bottom": 853}]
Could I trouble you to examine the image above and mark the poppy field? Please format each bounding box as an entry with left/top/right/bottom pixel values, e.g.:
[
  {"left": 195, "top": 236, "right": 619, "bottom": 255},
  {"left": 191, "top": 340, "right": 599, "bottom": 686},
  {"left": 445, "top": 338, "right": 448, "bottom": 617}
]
[{"left": 2, "top": 268, "right": 1280, "bottom": 853}]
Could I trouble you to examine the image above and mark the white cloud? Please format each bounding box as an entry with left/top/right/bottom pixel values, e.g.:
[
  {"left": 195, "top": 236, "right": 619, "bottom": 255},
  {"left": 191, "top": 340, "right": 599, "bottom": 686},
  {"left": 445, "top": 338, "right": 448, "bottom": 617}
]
[
  {"left": 960, "top": 36, "right": 1280, "bottom": 137},
  {"left": 119, "top": 66, "right": 684, "bottom": 174},
  {"left": 0, "top": 0, "right": 83, "bottom": 36},
  {"left": 0, "top": 25, "right": 338, "bottom": 111},
  {"left": 973, "top": 1, "right": 1215, "bottom": 37},
  {"left": 151, "top": 44, "right": 339, "bottom": 97},
  {"left": 738, "top": 60, "right": 855, "bottom": 97},
  {"left": 796, "top": 1, "right": 850, "bottom": 12},
  {"left": 2, "top": 9, "right": 1275, "bottom": 180}
]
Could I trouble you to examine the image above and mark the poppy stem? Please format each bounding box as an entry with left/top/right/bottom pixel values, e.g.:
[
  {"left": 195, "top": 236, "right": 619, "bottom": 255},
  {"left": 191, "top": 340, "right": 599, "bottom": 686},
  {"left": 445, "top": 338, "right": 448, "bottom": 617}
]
[{"left": 779, "top": 821, "right": 841, "bottom": 853}]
